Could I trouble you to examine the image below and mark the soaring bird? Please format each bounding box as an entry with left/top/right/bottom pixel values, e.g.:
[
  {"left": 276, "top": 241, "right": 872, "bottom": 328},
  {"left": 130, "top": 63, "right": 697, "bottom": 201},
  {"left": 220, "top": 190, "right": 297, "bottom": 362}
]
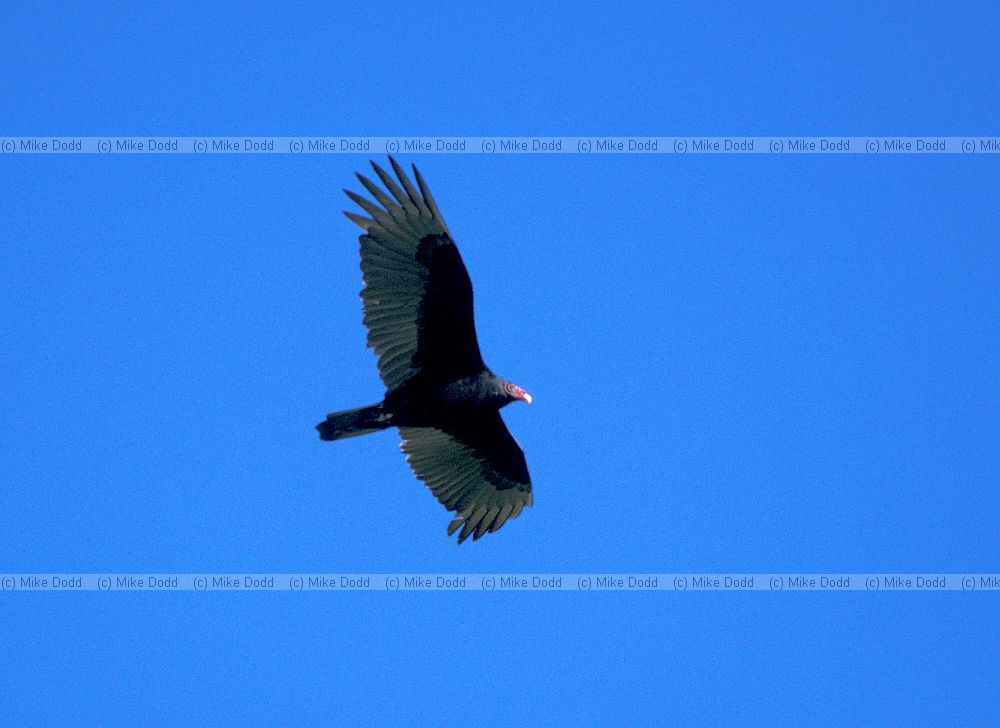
[{"left": 317, "top": 157, "right": 533, "bottom": 543}]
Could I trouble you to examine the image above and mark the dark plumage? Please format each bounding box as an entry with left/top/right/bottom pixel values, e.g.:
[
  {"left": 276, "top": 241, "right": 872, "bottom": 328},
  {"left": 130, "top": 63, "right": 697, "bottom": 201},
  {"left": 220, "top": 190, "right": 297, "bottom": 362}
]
[{"left": 317, "top": 157, "right": 533, "bottom": 543}]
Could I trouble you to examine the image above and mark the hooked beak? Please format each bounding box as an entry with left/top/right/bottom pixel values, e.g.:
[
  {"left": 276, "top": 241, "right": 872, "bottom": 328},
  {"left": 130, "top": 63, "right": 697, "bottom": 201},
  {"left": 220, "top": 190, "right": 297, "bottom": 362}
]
[{"left": 521, "top": 391, "right": 533, "bottom": 404}]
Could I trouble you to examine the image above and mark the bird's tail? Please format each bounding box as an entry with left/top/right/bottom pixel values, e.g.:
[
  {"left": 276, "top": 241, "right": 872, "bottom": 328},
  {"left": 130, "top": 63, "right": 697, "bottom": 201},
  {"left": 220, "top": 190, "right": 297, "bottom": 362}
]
[{"left": 316, "top": 403, "right": 392, "bottom": 441}]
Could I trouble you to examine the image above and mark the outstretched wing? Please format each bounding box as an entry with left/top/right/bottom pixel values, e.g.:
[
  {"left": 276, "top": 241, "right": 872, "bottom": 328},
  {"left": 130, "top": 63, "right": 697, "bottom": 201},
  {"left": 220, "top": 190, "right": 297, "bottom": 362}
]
[
  {"left": 399, "top": 412, "right": 532, "bottom": 543},
  {"left": 344, "top": 158, "right": 485, "bottom": 391}
]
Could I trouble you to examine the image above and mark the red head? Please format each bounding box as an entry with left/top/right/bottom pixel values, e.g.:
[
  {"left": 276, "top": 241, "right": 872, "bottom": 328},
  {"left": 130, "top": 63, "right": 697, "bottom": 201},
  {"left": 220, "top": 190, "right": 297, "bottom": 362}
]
[{"left": 504, "top": 381, "right": 533, "bottom": 404}]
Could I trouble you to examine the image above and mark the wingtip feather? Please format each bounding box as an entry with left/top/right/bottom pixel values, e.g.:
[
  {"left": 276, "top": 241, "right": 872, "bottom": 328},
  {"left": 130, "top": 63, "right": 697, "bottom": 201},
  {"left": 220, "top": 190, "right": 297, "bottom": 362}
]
[
  {"left": 355, "top": 172, "right": 396, "bottom": 210},
  {"left": 389, "top": 156, "right": 421, "bottom": 207},
  {"left": 343, "top": 210, "right": 373, "bottom": 229},
  {"left": 343, "top": 188, "right": 381, "bottom": 218}
]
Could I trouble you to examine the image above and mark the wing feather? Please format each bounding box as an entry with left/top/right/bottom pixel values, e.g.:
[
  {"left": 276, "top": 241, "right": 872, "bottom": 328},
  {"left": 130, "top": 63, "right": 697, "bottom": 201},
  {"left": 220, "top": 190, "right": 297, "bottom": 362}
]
[
  {"left": 411, "top": 164, "right": 450, "bottom": 233},
  {"left": 355, "top": 173, "right": 398, "bottom": 211},
  {"left": 344, "top": 211, "right": 374, "bottom": 230},
  {"left": 371, "top": 160, "right": 413, "bottom": 210},
  {"left": 389, "top": 157, "right": 424, "bottom": 209}
]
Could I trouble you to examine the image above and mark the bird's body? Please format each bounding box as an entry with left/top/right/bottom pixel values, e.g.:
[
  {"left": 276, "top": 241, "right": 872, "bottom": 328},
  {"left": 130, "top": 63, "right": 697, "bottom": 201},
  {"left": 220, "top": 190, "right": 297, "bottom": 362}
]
[
  {"left": 389, "top": 371, "right": 515, "bottom": 418},
  {"left": 317, "top": 158, "right": 533, "bottom": 543}
]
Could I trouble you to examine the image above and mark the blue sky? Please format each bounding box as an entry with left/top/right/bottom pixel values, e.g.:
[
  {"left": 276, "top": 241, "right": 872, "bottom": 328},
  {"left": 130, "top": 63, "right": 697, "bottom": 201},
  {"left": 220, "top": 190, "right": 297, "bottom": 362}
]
[{"left": 2, "top": 3, "right": 999, "bottom": 725}]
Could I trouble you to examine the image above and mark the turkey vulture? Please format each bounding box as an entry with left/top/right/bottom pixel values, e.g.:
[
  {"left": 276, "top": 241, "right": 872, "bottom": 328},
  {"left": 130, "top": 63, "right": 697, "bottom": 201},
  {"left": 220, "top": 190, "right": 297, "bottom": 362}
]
[{"left": 316, "top": 157, "right": 533, "bottom": 543}]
